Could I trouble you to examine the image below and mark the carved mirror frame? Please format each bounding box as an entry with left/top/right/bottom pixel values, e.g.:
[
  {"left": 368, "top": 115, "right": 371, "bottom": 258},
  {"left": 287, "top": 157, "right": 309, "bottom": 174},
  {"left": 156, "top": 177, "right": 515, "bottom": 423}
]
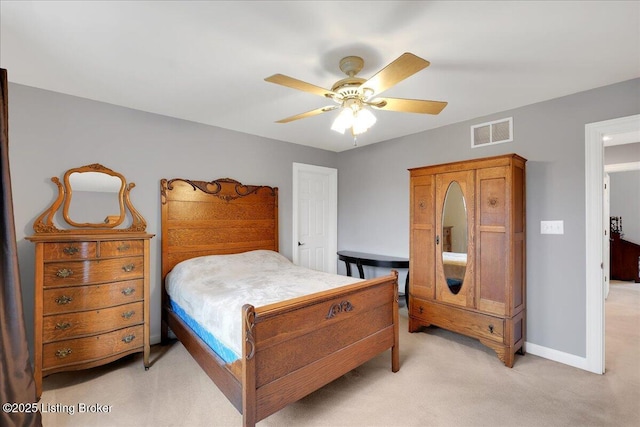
[{"left": 32, "top": 163, "right": 147, "bottom": 233}]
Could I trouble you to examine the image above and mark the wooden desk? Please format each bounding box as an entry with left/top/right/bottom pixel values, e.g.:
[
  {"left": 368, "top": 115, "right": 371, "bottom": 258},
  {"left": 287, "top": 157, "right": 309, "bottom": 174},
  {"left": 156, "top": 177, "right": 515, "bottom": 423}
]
[{"left": 337, "top": 250, "right": 410, "bottom": 304}]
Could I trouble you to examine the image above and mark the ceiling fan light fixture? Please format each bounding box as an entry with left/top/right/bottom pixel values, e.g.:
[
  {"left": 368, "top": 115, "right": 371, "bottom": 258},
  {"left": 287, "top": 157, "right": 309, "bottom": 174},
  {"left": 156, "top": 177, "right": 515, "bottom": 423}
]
[
  {"left": 352, "top": 108, "right": 376, "bottom": 135},
  {"left": 331, "top": 107, "right": 354, "bottom": 134},
  {"left": 331, "top": 104, "right": 377, "bottom": 136}
]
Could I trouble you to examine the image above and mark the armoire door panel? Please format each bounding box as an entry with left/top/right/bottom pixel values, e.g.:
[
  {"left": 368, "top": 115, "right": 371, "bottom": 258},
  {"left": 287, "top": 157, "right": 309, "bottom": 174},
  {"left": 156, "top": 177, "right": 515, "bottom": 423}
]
[
  {"left": 513, "top": 166, "right": 525, "bottom": 233},
  {"left": 513, "top": 237, "right": 525, "bottom": 311},
  {"left": 435, "top": 171, "right": 475, "bottom": 308},
  {"left": 479, "top": 176, "right": 507, "bottom": 227},
  {"left": 412, "top": 178, "right": 434, "bottom": 226},
  {"left": 410, "top": 228, "right": 435, "bottom": 299},
  {"left": 410, "top": 175, "right": 435, "bottom": 301},
  {"left": 478, "top": 230, "right": 507, "bottom": 315}
]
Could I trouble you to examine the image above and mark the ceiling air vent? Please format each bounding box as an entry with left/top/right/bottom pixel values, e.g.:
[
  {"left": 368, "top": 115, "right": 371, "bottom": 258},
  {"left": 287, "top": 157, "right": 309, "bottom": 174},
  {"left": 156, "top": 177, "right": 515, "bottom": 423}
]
[{"left": 471, "top": 117, "right": 513, "bottom": 148}]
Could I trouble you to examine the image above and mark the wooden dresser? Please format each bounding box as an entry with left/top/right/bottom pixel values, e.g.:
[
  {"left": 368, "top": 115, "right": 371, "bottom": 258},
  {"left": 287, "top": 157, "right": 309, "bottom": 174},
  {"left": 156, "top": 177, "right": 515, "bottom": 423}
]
[
  {"left": 408, "top": 154, "right": 526, "bottom": 367},
  {"left": 27, "top": 164, "right": 153, "bottom": 397}
]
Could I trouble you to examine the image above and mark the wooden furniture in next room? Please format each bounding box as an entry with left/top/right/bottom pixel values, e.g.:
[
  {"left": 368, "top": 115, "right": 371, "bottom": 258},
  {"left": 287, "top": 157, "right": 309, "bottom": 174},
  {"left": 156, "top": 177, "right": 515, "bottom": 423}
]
[
  {"left": 161, "top": 177, "right": 399, "bottom": 427},
  {"left": 408, "top": 154, "right": 526, "bottom": 367},
  {"left": 610, "top": 232, "right": 640, "bottom": 282},
  {"left": 27, "top": 164, "right": 153, "bottom": 398}
]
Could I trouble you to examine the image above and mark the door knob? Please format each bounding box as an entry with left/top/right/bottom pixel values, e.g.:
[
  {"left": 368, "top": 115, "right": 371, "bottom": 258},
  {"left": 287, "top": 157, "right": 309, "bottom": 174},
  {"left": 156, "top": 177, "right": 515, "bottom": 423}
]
[{"left": 298, "top": 242, "right": 305, "bottom": 246}]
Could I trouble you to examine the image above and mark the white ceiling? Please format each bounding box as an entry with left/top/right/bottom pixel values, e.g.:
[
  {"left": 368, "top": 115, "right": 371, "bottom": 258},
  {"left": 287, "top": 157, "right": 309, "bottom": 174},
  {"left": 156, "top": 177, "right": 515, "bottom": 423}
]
[{"left": 1, "top": 1, "right": 639, "bottom": 152}]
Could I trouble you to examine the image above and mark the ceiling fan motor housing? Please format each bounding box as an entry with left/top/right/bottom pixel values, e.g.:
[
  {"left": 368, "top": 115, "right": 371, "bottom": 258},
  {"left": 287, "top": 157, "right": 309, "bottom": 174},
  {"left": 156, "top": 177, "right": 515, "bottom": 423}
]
[{"left": 330, "top": 56, "right": 374, "bottom": 103}]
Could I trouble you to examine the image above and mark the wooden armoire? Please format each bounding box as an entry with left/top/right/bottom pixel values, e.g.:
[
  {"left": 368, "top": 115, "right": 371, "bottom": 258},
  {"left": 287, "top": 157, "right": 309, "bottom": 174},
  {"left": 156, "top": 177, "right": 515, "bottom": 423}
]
[{"left": 408, "top": 153, "right": 526, "bottom": 367}]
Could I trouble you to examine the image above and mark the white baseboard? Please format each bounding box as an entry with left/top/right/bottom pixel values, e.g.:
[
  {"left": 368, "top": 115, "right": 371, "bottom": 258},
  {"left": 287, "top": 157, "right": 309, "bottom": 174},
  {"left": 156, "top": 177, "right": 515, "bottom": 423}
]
[{"left": 525, "top": 341, "right": 591, "bottom": 372}]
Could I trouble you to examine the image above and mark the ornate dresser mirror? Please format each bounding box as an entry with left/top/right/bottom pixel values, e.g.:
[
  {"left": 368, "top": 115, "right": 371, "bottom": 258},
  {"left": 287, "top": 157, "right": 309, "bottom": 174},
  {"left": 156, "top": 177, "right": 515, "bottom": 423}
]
[
  {"left": 32, "top": 163, "right": 146, "bottom": 233},
  {"left": 27, "top": 163, "right": 152, "bottom": 398}
]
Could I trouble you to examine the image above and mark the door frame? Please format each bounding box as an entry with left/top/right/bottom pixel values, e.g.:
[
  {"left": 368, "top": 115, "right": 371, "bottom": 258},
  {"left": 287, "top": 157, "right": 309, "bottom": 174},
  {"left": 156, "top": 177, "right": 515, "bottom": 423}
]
[
  {"left": 585, "top": 113, "right": 640, "bottom": 374},
  {"left": 603, "top": 172, "right": 610, "bottom": 300},
  {"left": 292, "top": 162, "right": 338, "bottom": 273}
]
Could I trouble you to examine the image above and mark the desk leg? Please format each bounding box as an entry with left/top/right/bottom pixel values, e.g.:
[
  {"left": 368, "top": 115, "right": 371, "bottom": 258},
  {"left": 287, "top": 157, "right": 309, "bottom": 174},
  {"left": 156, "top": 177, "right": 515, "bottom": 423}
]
[
  {"left": 356, "top": 261, "right": 365, "bottom": 279},
  {"left": 344, "top": 261, "right": 352, "bottom": 277}
]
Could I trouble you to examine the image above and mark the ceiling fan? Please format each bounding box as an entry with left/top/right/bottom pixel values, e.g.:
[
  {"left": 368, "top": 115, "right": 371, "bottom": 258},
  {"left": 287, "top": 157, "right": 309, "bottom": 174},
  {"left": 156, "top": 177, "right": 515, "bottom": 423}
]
[{"left": 264, "top": 52, "right": 447, "bottom": 141}]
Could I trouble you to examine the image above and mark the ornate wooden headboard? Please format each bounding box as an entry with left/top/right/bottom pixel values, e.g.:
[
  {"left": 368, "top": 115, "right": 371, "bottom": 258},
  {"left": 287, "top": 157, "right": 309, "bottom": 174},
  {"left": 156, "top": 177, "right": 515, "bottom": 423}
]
[{"left": 160, "top": 178, "right": 278, "bottom": 280}]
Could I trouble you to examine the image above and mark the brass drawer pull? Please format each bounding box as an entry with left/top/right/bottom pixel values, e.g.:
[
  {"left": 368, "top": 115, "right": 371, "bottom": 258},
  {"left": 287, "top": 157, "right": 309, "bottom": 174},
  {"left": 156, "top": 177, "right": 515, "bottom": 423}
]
[
  {"left": 121, "top": 310, "right": 135, "bottom": 319},
  {"left": 121, "top": 334, "right": 136, "bottom": 344},
  {"left": 55, "top": 348, "right": 72, "bottom": 358},
  {"left": 56, "top": 268, "right": 73, "bottom": 278},
  {"left": 63, "top": 246, "right": 79, "bottom": 255},
  {"left": 122, "top": 264, "right": 135, "bottom": 272},
  {"left": 121, "top": 287, "right": 135, "bottom": 296},
  {"left": 117, "top": 243, "right": 131, "bottom": 252},
  {"left": 55, "top": 322, "right": 72, "bottom": 330},
  {"left": 55, "top": 295, "right": 73, "bottom": 305}
]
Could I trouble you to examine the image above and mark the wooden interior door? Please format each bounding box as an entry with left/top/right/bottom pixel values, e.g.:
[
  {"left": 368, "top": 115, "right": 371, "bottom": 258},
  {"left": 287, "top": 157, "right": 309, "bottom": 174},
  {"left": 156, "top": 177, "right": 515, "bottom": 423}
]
[
  {"left": 435, "top": 170, "right": 475, "bottom": 308},
  {"left": 292, "top": 163, "right": 337, "bottom": 273}
]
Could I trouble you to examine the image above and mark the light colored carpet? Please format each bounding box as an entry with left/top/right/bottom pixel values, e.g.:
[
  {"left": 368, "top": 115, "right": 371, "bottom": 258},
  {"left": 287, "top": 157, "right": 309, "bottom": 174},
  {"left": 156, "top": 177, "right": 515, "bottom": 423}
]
[{"left": 40, "top": 281, "right": 640, "bottom": 426}]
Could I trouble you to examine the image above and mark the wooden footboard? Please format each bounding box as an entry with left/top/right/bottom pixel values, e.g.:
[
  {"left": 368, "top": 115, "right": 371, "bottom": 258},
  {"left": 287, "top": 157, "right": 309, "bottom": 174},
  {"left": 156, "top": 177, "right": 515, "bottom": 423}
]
[
  {"left": 243, "top": 271, "right": 399, "bottom": 426},
  {"left": 163, "top": 271, "right": 398, "bottom": 427}
]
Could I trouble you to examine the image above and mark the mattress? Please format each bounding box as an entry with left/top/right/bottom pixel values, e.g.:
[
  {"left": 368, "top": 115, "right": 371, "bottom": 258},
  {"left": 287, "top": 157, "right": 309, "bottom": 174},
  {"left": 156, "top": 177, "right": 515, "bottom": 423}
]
[{"left": 166, "top": 250, "right": 362, "bottom": 363}]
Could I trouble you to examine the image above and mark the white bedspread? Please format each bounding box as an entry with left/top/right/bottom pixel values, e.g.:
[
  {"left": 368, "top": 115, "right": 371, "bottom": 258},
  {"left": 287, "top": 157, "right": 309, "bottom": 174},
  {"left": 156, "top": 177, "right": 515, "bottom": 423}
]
[{"left": 166, "top": 250, "right": 362, "bottom": 361}]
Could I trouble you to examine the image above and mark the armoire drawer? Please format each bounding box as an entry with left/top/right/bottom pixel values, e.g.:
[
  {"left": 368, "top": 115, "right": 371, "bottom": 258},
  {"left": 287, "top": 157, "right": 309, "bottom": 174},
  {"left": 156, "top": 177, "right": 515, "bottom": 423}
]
[
  {"left": 43, "top": 241, "right": 97, "bottom": 260},
  {"left": 43, "top": 256, "right": 144, "bottom": 287},
  {"left": 100, "top": 240, "right": 144, "bottom": 258},
  {"left": 43, "top": 279, "right": 143, "bottom": 314},
  {"left": 42, "top": 325, "right": 144, "bottom": 370},
  {"left": 411, "top": 298, "right": 505, "bottom": 343},
  {"left": 43, "top": 301, "right": 143, "bottom": 342}
]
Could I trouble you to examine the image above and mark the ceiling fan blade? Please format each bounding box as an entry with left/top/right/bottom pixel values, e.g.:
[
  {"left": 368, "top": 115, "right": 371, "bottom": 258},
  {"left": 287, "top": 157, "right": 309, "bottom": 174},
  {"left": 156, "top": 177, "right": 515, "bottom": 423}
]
[
  {"left": 369, "top": 97, "right": 448, "bottom": 115},
  {"left": 361, "top": 52, "right": 430, "bottom": 96},
  {"left": 275, "top": 105, "right": 339, "bottom": 123},
  {"left": 265, "top": 74, "right": 337, "bottom": 99}
]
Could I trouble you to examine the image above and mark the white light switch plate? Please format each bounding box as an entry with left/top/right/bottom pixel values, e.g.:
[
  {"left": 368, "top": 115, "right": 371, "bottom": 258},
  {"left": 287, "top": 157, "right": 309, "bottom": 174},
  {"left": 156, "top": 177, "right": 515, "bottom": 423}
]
[{"left": 541, "top": 220, "right": 564, "bottom": 234}]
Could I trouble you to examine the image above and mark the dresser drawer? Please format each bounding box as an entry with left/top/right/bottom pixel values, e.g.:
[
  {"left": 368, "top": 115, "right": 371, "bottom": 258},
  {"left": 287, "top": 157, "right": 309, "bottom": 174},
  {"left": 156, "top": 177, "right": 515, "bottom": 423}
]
[
  {"left": 43, "top": 256, "right": 144, "bottom": 287},
  {"left": 43, "top": 280, "right": 143, "bottom": 314},
  {"left": 100, "top": 240, "right": 144, "bottom": 258},
  {"left": 43, "top": 325, "right": 144, "bottom": 370},
  {"left": 411, "top": 297, "right": 505, "bottom": 343},
  {"left": 43, "top": 301, "right": 143, "bottom": 342},
  {"left": 43, "top": 241, "right": 97, "bottom": 260}
]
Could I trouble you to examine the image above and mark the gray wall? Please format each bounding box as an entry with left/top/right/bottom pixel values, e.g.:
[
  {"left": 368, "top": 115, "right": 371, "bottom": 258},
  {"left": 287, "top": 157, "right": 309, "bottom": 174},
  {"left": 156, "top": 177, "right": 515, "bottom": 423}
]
[
  {"left": 336, "top": 78, "right": 640, "bottom": 357},
  {"left": 609, "top": 170, "right": 640, "bottom": 244},
  {"left": 8, "top": 83, "right": 338, "bottom": 348}
]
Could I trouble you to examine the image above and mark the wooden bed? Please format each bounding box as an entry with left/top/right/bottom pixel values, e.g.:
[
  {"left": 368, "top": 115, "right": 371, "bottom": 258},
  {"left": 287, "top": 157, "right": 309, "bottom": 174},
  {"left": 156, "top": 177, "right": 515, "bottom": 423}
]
[{"left": 160, "top": 177, "right": 399, "bottom": 427}]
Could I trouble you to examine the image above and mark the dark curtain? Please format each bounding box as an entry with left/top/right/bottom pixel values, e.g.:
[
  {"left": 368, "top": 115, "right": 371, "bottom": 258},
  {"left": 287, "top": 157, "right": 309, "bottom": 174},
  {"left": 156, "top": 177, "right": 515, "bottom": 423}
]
[{"left": 0, "top": 68, "right": 42, "bottom": 426}]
